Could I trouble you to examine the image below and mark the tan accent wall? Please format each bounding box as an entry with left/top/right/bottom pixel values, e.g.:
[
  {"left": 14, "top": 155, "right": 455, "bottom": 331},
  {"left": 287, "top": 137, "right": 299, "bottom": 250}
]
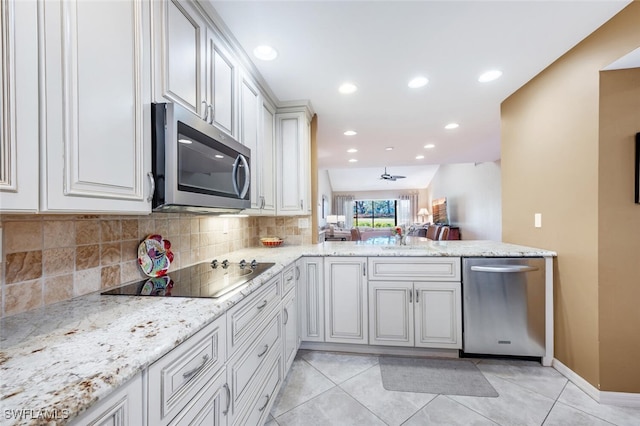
[
  {"left": 598, "top": 68, "right": 640, "bottom": 392},
  {"left": 501, "top": 2, "right": 640, "bottom": 392}
]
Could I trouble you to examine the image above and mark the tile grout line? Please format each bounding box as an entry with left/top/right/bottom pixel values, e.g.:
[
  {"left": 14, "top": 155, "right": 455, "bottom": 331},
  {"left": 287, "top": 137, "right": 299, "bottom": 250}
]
[{"left": 441, "top": 394, "right": 502, "bottom": 426}]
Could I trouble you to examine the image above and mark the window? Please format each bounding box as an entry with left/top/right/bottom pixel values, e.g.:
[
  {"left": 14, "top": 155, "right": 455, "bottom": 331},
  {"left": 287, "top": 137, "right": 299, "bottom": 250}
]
[{"left": 353, "top": 200, "right": 397, "bottom": 228}]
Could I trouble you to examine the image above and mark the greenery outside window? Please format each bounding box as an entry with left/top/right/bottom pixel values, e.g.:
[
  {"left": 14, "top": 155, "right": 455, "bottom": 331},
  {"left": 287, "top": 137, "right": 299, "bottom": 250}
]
[{"left": 353, "top": 200, "right": 397, "bottom": 228}]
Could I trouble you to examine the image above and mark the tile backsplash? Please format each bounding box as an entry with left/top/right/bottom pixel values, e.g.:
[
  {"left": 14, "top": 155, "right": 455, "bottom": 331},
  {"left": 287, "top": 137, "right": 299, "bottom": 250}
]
[{"left": 0, "top": 213, "right": 312, "bottom": 317}]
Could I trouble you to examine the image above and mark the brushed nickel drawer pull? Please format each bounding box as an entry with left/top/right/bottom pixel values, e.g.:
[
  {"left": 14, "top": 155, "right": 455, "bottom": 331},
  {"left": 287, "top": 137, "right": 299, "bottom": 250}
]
[
  {"left": 284, "top": 308, "right": 289, "bottom": 325},
  {"left": 415, "top": 289, "right": 419, "bottom": 303},
  {"left": 182, "top": 354, "right": 210, "bottom": 379},
  {"left": 257, "top": 300, "right": 268, "bottom": 310},
  {"left": 258, "top": 394, "right": 271, "bottom": 412},
  {"left": 257, "top": 344, "right": 269, "bottom": 358},
  {"left": 223, "top": 383, "right": 230, "bottom": 415}
]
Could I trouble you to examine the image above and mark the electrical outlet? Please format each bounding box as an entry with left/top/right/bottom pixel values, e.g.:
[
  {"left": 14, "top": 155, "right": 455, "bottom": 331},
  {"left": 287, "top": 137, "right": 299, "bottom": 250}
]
[
  {"left": 534, "top": 213, "right": 542, "bottom": 228},
  {"left": 223, "top": 219, "right": 229, "bottom": 234},
  {"left": 298, "top": 218, "right": 309, "bottom": 229}
]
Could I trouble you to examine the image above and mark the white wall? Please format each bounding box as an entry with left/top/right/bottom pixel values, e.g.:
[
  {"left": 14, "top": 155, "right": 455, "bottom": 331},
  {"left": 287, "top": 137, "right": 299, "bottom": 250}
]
[
  {"left": 317, "top": 169, "right": 333, "bottom": 226},
  {"left": 429, "top": 161, "right": 502, "bottom": 240}
]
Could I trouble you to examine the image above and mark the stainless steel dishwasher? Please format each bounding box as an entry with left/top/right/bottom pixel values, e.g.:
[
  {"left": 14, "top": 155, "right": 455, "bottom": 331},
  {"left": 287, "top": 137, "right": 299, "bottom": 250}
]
[{"left": 462, "top": 257, "right": 545, "bottom": 357}]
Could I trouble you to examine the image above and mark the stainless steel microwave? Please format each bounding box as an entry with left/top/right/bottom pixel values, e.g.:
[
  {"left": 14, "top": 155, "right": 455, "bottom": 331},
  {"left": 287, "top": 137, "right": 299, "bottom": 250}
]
[{"left": 150, "top": 103, "right": 250, "bottom": 214}]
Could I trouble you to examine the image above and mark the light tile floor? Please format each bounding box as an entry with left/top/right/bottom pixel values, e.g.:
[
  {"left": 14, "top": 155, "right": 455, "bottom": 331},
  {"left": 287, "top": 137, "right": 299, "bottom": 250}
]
[{"left": 266, "top": 350, "right": 640, "bottom": 426}]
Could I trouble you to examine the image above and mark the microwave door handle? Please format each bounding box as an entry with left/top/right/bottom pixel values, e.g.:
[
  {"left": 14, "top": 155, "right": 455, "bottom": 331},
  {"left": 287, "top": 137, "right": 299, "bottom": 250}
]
[
  {"left": 237, "top": 154, "right": 250, "bottom": 199},
  {"left": 232, "top": 156, "right": 241, "bottom": 197},
  {"left": 231, "top": 154, "right": 250, "bottom": 198}
]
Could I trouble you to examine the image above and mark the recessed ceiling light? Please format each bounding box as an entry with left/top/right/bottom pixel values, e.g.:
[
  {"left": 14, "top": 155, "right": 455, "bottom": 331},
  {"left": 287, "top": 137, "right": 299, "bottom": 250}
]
[
  {"left": 178, "top": 138, "right": 192, "bottom": 144},
  {"left": 339, "top": 82, "right": 358, "bottom": 94},
  {"left": 445, "top": 123, "right": 459, "bottom": 130},
  {"left": 424, "top": 144, "right": 435, "bottom": 149},
  {"left": 478, "top": 70, "right": 502, "bottom": 82},
  {"left": 347, "top": 148, "right": 358, "bottom": 153},
  {"left": 253, "top": 45, "right": 278, "bottom": 61},
  {"left": 416, "top": 155, "right": 425, "bottom": 160},
  {"left": 343, "top": 130, "right": 357, "bottom": 136},
  {"left": 348, "top": 158, "right": 358, "bottom": 163},
  {"left": 408, "top": 76, "right": 429, "bottom": 88},
  {"left": 385, "top": 147, "right": 394, "bottom": 151},
  {"left": 214, "top": 154, "right": 224, "bottom": 159}
]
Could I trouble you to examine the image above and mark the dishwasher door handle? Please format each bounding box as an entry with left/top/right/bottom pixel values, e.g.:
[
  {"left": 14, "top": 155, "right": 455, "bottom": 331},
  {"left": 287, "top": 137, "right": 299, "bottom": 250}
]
[{"left": 470, "top": 265, "right": 539, "bottom": 273}]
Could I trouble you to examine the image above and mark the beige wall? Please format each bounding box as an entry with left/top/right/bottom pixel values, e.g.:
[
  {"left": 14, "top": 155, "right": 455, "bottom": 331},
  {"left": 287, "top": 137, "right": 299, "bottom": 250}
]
[
  {"left": 501, "top": 2, "right": 640, "bottom": 392},
  {"left": 598, "top": 68, "right": 640, "bottom": 392}
]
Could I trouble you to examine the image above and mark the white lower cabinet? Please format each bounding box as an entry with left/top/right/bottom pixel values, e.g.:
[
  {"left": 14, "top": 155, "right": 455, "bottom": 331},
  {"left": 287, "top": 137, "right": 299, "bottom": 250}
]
[
  {"left": 298, "top": 257, "right": 324, "bottom": 342},
  {"left": 168, "top": 367, "right": 228, "bottom": 426},
  {"left": 73, "top": 373, "right": 143, "bottom": 426},
  {"left": 369, "top": 281, "right": 462, "bottom": 349},
  {"left": 324, "top": 257, "right": 368, "bottom": 345},
  {"left": 147, "top": 315, "right": 227, "bottom": 426},
  {"left": 282, "top": 284, "right": 298, "bottom": 372}
]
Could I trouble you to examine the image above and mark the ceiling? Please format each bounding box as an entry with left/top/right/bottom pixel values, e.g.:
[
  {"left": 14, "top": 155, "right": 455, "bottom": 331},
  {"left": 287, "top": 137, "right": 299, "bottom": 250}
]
[{"left": 210, "top": 0, "right": 632, "bottom": 191}]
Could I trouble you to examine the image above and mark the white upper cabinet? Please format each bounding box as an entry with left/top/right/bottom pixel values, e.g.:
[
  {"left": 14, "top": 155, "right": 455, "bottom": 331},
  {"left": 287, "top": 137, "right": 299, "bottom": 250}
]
[
  {"left": 0, "top": 0, "right": 39, "bottom": 212},
  {"left": 153, "top": 0, "right": 238, "bottom": 137},
  {"left": 205, "top": 29, "right": 236, "bottom": 136},
  {"left": 240, "top": 74, "right": 260, "bottom": 210},
  {"left": 276, "top": 108, "right": 312, "bottom": 215},
  {"left": 41, "top": 0, "right": 152, "bottom": 213},
  {"left": 260, "top": 100, "right": 277, "bottom": 213},
  {"left": 153, "top": 0, "right": 205, "bottom": 117}
]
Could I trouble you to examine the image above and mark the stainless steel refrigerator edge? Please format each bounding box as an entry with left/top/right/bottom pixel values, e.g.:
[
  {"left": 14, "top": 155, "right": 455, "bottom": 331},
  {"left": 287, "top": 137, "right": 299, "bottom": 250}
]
[{"left": 462, "top": 257, "right": 546, "bottom": 357}]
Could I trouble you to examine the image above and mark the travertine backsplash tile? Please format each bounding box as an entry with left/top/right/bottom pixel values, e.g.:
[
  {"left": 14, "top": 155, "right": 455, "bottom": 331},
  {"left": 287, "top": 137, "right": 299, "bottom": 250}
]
[
  {"left": 6, "top": 251, "right": 43, "bottom": 284},
  {"left": 5, "top": 280, "right": 42, "bottom": 316},
  {"left": 76, "top": 245, "right": 99, "bottom": 270},
  {"left": 44, "top": 274, "right": 74, "bottom": 304},
  {"left": 43, "top": 247, "right": 74, "bottom": 276},
  {"left": 76, "top": 219, "right": 99, "bottom": 245},
  {"left": 4, "top": 221, "right": 43, "bottom": 253},
  {"left": 43, "top": 220, "right": 75, "bottom": 249},
  {"left": 1, "top": 213, "right": 311, "bottom": 317}
]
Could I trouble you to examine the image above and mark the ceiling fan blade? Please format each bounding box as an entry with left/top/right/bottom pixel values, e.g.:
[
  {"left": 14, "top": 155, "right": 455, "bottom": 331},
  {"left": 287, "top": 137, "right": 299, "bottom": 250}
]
[{"left": 392, "top": 175, "right": 406, "bottom": 179}]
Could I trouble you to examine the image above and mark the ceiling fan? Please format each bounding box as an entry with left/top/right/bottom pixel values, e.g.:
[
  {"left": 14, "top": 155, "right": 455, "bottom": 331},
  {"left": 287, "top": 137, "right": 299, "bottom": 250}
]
[{"left": 379, "top": 167, "right": 406, "bottom": 181}]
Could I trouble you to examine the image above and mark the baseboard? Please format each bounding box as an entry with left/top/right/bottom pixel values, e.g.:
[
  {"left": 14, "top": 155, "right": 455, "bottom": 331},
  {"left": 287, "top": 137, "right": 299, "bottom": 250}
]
[
  {"left": 299, "top": 341, "right": 459, "bottom": 358},
  {"left": 553, "top": 358, "right": 640, "bottom": 407}
]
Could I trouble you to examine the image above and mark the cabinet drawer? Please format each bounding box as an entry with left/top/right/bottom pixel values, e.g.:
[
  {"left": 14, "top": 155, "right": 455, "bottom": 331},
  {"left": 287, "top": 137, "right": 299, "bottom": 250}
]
[
  {"left": 227, "top": 274, "right": 281, "bottom": 355},
  {"left": 228, "top": 309, "right": 282, "bottom": 421},
  {"left": 368, "top": 257, "right": 461, "bottom": 281},
  {"left": 282, "top": 263, "right": 296, "bottom": 295},
  {"left": 148, "top": 316, "right": 226, "bottom": 426},
  {"left": 234, "top": 353, "right": 283, "bottom": 426},
  {"left": 168, "top": 367, "right": 227, "bottom": 426}
]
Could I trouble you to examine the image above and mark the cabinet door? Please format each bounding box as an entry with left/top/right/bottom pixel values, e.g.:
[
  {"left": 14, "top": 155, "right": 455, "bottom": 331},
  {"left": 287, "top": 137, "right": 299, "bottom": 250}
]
[
  {"left": 298, "top": 257, "right": 324, "bottom": 342},
  {"left": 154, "top": 0, "right": 205, "bottom": 117},
  {"left": 282, "top": 287, "right": 298, "bottom": 372},
  {"left": 41, "top": 0, "right": 151, "bottom": 213},
  {"left": 0, "top": 0, "right": 39, "bottom": 212},
  {"left": 260, "top": 100, "right": 276, "bottom": 213},
  {"left": 73, "top": 374, "right": 143, "bottom": 426},
  {"left": 414, "top": 281, "right": 462, "bottom": 349},
  {"left": 276, "top": 111, "right": 309, "bottom": 215},
  {"left": 240, "top": 75, "right": 261, "bottom": 210},
  {"left": 324, "top": 257, "right": 368, "bottom": 344},
  {"left": 205, "top": 29, "right": 235, "bottom": 135},
  {"left": 369, "top": 281, "right": 414, "bottom": 347}
]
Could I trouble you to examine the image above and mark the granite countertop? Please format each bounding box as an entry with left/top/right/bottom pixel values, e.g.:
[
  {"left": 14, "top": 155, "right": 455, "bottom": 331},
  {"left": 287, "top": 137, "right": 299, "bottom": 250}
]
[{"left": 0, "top": 240, "right": 555, "bottom": 425}]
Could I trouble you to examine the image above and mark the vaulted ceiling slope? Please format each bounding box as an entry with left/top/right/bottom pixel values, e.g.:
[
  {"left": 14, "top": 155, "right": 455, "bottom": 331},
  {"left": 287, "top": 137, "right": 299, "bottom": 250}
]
[{"left": 210, "top": 0, "right": 632, "bottom": 190}]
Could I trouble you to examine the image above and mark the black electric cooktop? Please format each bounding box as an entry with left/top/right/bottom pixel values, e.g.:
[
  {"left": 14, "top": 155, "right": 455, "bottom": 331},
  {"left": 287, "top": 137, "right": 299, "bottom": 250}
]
[{"left": 102, "top": 259, "right": 275, "bottom": 299}]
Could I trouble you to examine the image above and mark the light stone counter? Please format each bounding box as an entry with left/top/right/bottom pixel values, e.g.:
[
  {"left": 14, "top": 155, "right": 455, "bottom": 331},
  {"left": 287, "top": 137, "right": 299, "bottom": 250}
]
[{"left": 0, "top": 240, "right": 554, "bottom": 425}]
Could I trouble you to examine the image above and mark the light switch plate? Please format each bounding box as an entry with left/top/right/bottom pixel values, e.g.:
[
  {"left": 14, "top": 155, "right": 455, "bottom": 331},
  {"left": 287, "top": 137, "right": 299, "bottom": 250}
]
[
  {"left": 534, "top": 213, "right": 542, "bottom": 228},
  {"left": 298, "top": 218, "right": 309, "bottom": 229}
]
